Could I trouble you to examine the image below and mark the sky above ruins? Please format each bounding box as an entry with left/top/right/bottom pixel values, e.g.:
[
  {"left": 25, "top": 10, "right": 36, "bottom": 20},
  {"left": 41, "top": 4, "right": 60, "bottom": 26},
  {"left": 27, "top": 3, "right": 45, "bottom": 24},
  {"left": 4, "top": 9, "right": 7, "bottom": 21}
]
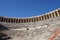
[{"left": 0, "top": 0, "right": 60, "bottom": 18}]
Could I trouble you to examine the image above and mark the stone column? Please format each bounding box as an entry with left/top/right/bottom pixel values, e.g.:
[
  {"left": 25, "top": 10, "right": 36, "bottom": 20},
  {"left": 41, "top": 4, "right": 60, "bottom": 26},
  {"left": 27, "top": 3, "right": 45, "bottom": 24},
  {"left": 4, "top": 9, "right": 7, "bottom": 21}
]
[
  {"left": 57, "top": 10, "right": 60, "bottom": 16},
  {"left": 58, "top": 10, "right": 60, "bottom": 15},
  {"left": 49, "top": 14, "right": 51, "bottom": 18},
  {"left": 6, "top": 18, "right": 8, "bottom": 22},
  {"left": 9, "top": 18, "right": 11, "bottom": 23},
  {"left": 45, "top": 15, "right": 47, "bottom": 19},
  {"left": 51, "top": 13, "right": 53, "bottom": 18},
  {"left": 19, "top": 19, "right": 20, "bottom": 23},
  {"left": 28, "top": 18, "right": 30, "bottom": 22},
  {"left": 31, "top": 18, "right": 33, "bottom": 22},
  {"left": 43, "top": 15, "right": 46, "bottom": 20},
  {"left": 38, "top": 17, "right": 40, "bottom": 21},
  {"left": 0, "top": 17, "right": 1, "bottom": 21},
  {"left": 35, "top": 17, "right": 37, "bottom": 22},
  {"left": 2, "top": 17, "right": 4, "bottom": 22},
  {"left": 32, "top": 18, "right": 34, "bottom": 22},
  {"left": 47, "top": 14, "right": 49, "bottom": 19},
  {"left": 28, "top": 18, "right": 29, "bottom": 23},
  {"left": 42, "top": 16, "right": 44, "bottom": 20},
  {"left": 21, "top": 19, "right": 23, "bottom": 23},
  {"left": 25, "top": 19, "right": 27, "bottom": 23},
  {"left": 23, "top": 19, "right": 24, "bottom": 23},
  {"left": 52, "top": 13, "right": 55, "bottom": 18},
  {"left": 0, "top": 17, "right": 3, "bottom": 22},
  {"left": 18, "top": 18, "right": 19, "bottom": 23},
  {"left": 39, "top": 17, "right": 41, "bottom": 21},
  {"left": 54, "top": 12, "right": 56, "bottom": 17},
  {"left": 41, "top": 16, "right": 42, "bottom": 21},
  {"left": 27, "top": 19, "right": 28, "bottom": 23},
  {"left": 15, "top": 19, "right": 16, "bottom": 23}
]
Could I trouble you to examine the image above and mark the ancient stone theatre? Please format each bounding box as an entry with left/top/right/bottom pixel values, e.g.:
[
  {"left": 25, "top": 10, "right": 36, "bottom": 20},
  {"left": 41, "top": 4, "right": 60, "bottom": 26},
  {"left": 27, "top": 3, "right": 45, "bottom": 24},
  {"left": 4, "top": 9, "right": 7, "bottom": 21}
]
[{"left": 0, "top": 8, "right": 60, "bottom": 40}]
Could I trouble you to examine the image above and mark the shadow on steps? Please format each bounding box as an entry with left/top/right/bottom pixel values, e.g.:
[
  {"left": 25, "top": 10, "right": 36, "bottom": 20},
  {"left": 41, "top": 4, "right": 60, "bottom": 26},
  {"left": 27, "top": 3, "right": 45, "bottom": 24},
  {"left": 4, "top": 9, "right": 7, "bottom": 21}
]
[{"left": 0, "top": 24, "right": 11, "bottom": 40}]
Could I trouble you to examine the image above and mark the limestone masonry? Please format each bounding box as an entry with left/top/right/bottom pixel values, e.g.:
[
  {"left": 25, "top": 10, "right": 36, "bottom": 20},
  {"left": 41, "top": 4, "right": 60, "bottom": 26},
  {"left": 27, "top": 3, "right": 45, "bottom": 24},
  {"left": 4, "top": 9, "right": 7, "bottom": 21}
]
[{"left": 0, "top": 8, "right": 60, "bottom": 40}]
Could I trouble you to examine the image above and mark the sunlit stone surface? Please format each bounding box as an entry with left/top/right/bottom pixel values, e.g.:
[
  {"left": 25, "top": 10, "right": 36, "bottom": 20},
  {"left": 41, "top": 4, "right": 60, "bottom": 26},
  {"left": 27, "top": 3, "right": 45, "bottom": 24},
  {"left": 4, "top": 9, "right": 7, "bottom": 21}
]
[{"left": 0, "top": 8, "right": 60, "bottom": 40}]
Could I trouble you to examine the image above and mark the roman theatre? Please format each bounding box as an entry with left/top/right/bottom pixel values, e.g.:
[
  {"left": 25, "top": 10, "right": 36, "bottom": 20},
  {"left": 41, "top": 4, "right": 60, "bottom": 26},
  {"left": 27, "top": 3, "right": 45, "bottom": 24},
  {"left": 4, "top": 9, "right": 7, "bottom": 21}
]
[{"left": 0, "top": 8, "right": 60, "bottom": 40}]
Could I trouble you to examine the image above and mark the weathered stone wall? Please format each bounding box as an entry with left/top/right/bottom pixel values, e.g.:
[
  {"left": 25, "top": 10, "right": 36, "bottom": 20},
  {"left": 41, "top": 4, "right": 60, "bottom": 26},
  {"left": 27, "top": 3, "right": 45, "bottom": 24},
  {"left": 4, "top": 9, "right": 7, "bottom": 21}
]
[{"left": 0, "top": 16, "right": 60, "bottom": 40}]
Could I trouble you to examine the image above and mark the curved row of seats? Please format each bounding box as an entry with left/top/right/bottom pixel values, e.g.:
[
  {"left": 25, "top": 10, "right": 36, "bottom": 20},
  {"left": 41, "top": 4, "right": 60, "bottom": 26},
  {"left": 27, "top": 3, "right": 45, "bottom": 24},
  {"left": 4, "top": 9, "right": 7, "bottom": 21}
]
[{"left": 0, "top": 10, "right": 60, "bottom": 23}]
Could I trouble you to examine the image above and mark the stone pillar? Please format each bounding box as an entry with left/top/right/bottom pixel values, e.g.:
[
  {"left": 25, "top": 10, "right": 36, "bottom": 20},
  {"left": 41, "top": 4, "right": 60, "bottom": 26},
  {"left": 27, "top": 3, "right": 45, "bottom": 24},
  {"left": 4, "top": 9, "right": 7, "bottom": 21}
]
[
  {"left": 9, "top": 18, "right": 11, "bottom": 23},
  {"left": 45, "top": 15, "right": 47, "bottom": 19},
  {"left": 40, "top": 16, "right": 42, "bottom": 21},
  {"left": 51, "top": 13, "right": 53, "bottom": 18},
  {"left": 25, "top": 19, "right": 27, "bottom": 23},
  {"left": 0, "top": 17, "right": 1, "bottom": 22},
  {"left": 37, "top": 17, "right": 39, "bottom": 21},
  {"left": 43, "top": 15, "right": 46, "bottom": 20},
  {"left": 28, "top": 18, "right": 30, "bottom": 22},
  {"left": 28, "top": 18, "right": 29, "bottom": 23},
  {"left": 10, "top": 18, "right": 12, "bottom": 23},
  {"left": 23, "top": 19, "right": 24, "bottom": 23},
  {"left": 16, "top": 19, "right": 18, "bottom": 23},
  {"left": 24, "top": 19, "right": 26, "bottom": 23},
  {"left": 18, "top": 19, "right": 19, "bottom": 23},
  {"left": 52, "top": 13, "right": 55, "bottom": 18},
  {"left": 19, "top": 19, "right": 20, "bottom": 23},
  {"left": 7, "top": 18, "right": 9, "bottom": 22},
  {"left": 39, "top": 17, "right": 41, "bottom": 21},
  {"left": 21, "top": 19, "right": 23, "bottom": 23},
  {"left": 32, "top": 18, "right": 34, "bottom": 22},
  {"left": 54, "top": 12, "right": 56, "bottom": 17},
  {"left": 57, "top": 10, "right": 60, "bottom": 16},
  {"left": 42, "top": 16, "right": 43, "bottom": 20},
  {"left": 44, "top": 15, "right": 46, "bottom": 20},
  {"left": 20, "top": 19, "right": 22, "bottom": 23},
  {"left": 34, "top": 18, "right": 35, "bottom": 22},
  {"left": 5, "top": 18, "right": 7, "bottom": 22},
  {"left": 2, "top": 17, "right": 4, "bottom": 22},
  {"left": 46, "top": 14, "right": 49, "bottom": 19},
  {"left": 38, "top": 17, "right": 40, "bottom": 21},
  {"left": 13, "top": 19, "right": 15, "bottom": 23},
  {"left": 15, "top": 19, "right": 16, "bottom": 23},
  {"left": 0, "top": 17, "right": 3, "bottom": 22},
  {"left": 58, "top": 10, "right": 60, "bottom": 15},
  {"left": 49, "top": 14, "right": 51, "bottom": 18},
  {"left": 31, "top": 18, "right": 33, "bottom": 22},
  {"left": 35, "top": 17, "right": 37, "bottom": 22},
  {"left": 13, "top": 18, "right": 15, "bottom": 23},
  {"left": 55, "top": 11, "right": 58, "bottom": 17},
  {"left": 26, "top": 19, "right": 28, "bottom": 23},
  {"left": 43, "top": 15, "right": 45, "bottom": 20}
]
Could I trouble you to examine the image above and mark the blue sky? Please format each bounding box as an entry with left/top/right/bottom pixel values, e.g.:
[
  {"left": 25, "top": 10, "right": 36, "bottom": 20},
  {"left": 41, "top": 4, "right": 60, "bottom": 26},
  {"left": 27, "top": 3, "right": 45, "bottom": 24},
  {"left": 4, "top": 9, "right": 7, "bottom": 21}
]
[{"left": 0, "top": 0, "right": 60, "bottom": 18}]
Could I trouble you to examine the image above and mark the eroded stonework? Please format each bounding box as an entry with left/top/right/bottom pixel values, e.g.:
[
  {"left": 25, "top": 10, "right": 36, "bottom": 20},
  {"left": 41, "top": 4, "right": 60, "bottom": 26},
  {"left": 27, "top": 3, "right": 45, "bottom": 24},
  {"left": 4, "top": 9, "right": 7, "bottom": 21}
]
[{"left": 0, "top": 16, "right": 60, "bottom": 40}]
